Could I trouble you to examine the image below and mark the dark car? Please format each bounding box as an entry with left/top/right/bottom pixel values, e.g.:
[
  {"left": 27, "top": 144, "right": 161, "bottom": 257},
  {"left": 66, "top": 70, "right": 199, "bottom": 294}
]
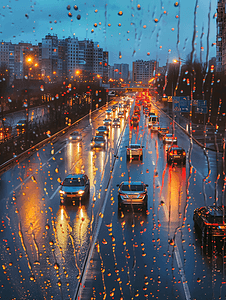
[
  {"left": 96, "top": 126, "right": 109, "bottom": 137},
  {"left": 158, "top": 127, "right": 169, "bottom": 137},
  {"left": 167, "top": 145, "right": 186, "bottom": 165},
  {"left": 117, "top": 181, "right": 148, "bottom": 208},
  {"left": 59, "top": 174, "right": 90, "bottom": 205},
  {"left": 90, "top": 135, "right": 106, "bottom": 150},
  {"left": 130, "top": 115, "right": 139, "bottom": 127},
  {"left": 193, "top": 206, "right": 226, "bottom": 239},
  {"left": 16, "top": 119, "right": 27, "bottom": 129}
]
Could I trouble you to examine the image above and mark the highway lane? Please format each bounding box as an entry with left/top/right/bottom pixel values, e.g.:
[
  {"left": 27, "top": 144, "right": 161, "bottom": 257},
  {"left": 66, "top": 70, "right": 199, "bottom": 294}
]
[
  {"left": 0, "top": 101, "right": 132, "bottom": 299},
  {"left": 79, "top": 104, "right": 226, "bottom": 299},
  {"left": 0, "top": 97, "right": 225, "bottom": 300}
]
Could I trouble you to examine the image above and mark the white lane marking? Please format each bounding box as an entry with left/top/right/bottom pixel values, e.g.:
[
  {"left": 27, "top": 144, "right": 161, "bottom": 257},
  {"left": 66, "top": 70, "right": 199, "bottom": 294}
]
[
  {"left": 175, "top": 244, "right": 191, "bottom": 300},
  {"left": 50, "top": 186, "right": 61, "bottom": 200}
]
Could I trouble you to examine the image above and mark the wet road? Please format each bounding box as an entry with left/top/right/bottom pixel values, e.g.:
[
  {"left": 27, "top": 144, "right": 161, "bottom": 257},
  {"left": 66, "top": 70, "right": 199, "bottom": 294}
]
[{"left": 0, "top": 99, "right": 225, "bottom": 300}]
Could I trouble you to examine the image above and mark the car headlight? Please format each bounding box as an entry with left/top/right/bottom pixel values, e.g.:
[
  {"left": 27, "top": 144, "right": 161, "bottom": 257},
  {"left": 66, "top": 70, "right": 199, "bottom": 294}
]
[
  {"left": 59, "top": 190, "right": 65, "bottom": 194},
  {"left": 69, "top": 136, "right": 72, "bottom": 140},
  {"left": 101, "top": 143, "right": 104, "bottom": 146},
  {"left": 78, "top": 190, "right": 85, "bottom": 195},
  {"left": 91, "top": 142, "right": 94, "bottom": 145}
]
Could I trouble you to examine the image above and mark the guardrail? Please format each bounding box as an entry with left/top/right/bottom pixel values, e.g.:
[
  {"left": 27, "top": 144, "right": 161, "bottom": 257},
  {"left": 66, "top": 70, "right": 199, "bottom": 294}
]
[{"left": 0, "top": 104, "right": 109, "bottom": 175}]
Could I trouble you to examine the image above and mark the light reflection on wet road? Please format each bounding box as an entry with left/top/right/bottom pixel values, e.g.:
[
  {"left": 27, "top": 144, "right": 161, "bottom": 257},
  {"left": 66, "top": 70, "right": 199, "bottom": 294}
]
[{"left": 0, "top": 99, "right": 225, "bottom": 300}]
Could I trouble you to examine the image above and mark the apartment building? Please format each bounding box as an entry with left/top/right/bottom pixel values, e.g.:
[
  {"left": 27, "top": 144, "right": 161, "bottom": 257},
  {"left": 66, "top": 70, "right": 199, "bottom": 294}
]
[{"left": 132, "top": 60, "right": 158, "bottom": 84}]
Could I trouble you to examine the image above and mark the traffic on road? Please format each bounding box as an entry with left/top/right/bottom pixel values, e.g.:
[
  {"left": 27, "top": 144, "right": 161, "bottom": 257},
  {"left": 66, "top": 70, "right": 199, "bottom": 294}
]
[{"left": 0, "top": 93, "right": 225, "bottom": 300}]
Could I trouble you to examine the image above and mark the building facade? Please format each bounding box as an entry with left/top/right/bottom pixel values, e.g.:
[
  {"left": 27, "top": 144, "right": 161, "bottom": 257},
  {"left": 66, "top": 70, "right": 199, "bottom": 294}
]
[{"left": 132, "top": 60, "right": 158, "bottom": 84}]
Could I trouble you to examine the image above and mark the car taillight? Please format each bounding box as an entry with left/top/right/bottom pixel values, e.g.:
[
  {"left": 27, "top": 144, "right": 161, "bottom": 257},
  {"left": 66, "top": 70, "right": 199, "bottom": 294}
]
[{"left": 183, "top": 151, "right": 186, "bottom": 156}]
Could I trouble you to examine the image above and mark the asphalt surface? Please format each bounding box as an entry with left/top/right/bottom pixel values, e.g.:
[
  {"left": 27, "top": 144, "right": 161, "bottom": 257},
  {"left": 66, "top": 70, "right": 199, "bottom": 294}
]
[{"left": 0, "top": 98, "right": 225, "bottom": 300}]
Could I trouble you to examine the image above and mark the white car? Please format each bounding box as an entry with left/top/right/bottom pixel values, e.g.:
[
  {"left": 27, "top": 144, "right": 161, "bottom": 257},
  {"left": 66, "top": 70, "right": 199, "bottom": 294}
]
[
  {"left": 126, "top": 144, "right": 143, "bottom": 161},
  {"left": 163, "top": 133, "right": 177, "bottom": 144},
  {"left": 150, "top": 123, "right": 160, "bottom": 131}
]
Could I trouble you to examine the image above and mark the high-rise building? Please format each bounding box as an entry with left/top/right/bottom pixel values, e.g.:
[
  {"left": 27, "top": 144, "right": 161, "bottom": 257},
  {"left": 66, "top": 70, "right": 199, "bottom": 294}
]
[
  {"left": 40, "top": 34, "right": 58, "bottom": 82},
  {"left": 132, "top": 60, "right": 158, "bottom": 84}
]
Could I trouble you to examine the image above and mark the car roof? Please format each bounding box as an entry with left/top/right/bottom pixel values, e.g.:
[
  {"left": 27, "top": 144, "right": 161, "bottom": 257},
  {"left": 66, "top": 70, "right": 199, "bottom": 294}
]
[
  {"left": 129, "top": 144, "right": 141, "bottom": 147},
  {"left": 166, "top": 133, "right": 173, "bottom": 136},
  {"left": 97, "top": 126, "right": 107, "bottom": 129},
  {"left": 120, "top": 181, "right": 144, "bottom": 185},
  {"left": 93, "top": 135, "right": 105, "bottom": 139},
  {"left": 65, "top": 174, "right": 85, "bottom": 179}
]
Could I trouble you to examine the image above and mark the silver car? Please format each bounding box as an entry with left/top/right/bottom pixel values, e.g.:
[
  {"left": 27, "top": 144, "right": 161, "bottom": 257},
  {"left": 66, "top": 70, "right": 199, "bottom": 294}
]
[
  {"left": 117, "top": 181, "right": 148, "bottom": 207},
  {"left": 69, "top": 130, "right": 82, "bottom": 142},
  {"left": 90, "top": 135, "right": 106, "bottom": 150},
  {"left": 126, "top": 144, "right": 143, "bottom": 161},
  {"left": 112, "top": 118, "right": 120, "bottom": 127},
  {"left": 59, "top": 174, "right": 90, "bottom": 205}
]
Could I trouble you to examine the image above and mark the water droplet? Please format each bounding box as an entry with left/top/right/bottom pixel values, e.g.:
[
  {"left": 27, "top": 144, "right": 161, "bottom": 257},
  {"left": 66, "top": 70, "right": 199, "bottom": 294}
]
[
  {"left": 118, "top": 11, "right": 123, "bottom": 16},
  {"left": 147, "top": 52, "right": 150, "bottom": 56},
  {"left": 68, "top": 12, "right": 72, "bottom": 17},
  {"left": 66, "top": 5, "right": 71, "bottom": 10},
  {"left": 174, "top": 2, "right": 179, "bottom": 7},
  {"left": 25, "top": 14, "right": 29, "bottom": 19},
  {"left": 118, "top": 23, "right": 121, "bottom": 27},
  {"left": 74, "top": 5, "right": 78, "bottom": 11},
  {"left": 77, "top": 14, "right": 81, "bottom": 20},
  {"left": 94, "top": 23, "right": 97, "bottom": 27},
  {"left": 137, "top": 4, "right": 141, "bottom": 10},
  {"left": 154, "top": 18, "right": 159, "bottom": 23},
  {"left": 54, "top": 263, "right": 60, "bottom": 270}
]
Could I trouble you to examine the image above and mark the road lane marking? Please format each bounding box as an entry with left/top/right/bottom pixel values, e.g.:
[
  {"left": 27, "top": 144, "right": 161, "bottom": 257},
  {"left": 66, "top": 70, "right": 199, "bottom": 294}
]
[{"left": 175, "top": 243, "right": 191, "bottom": 300}]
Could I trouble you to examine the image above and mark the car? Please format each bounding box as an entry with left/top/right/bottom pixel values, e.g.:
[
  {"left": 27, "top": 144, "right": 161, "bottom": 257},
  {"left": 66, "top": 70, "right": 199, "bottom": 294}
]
[
  {"left": 193, "top": 206, "right": 226, "bottom": 239},
  {"left": 103, "top": 118, "right": 112, "bottom": 126},
  {"left": 90, "top": 135, "right": 106, "bottom": 150},
  {"left": 158, "top": 127, "right": 169, "bottom": 137},
  {"left": 96, "top": 125, "right": 109, "bottom": 136},
  {"left": 126, "top": 144, "right": 143, "bottom": 161},
  {"left": 105, "top": 109, "right": 112, "bottom": 118},
  {"left": 59, "top": 174, "right": 90, "bottom": 205},
  {"left": 69, "top": 130, "right": 82, "bottom": 142},
  {"left": 163, "top": 133, "right": 177, "bottom": 144},
  {"left": 112, "top": 105, "right": 117, "bottom": 112},
  {"left": 16, "top": 119, "right": 27, "bottom": 129},
  {"left": 167, "top": 145, "right": 186, "bottom": 165},
  {"left": 118, "top": 111, "right": 124, "bottom": 118},
  {"left": 148, "top": 115, "right": 159, "bottom": 127},
  {"left": 117, "top": 181, "right": 148, "bottom": 208},
  {"left": 130, "top": 115, "right": 139, "bottom": 127},
  {"left": 112, "top": 118, "right": 120, "bottom": 127},
  {"left": 150, "top": 123, "right": 160, "bottom": 131}
]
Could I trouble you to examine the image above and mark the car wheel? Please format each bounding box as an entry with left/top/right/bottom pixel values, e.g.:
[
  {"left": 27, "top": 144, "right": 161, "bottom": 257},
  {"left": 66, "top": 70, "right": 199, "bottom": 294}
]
[
  {"left": 140, "top": 155, "right": 143, "bottom": 161},
  {"left": 183, "top": 158, "right": 186, "bottom": 165}
]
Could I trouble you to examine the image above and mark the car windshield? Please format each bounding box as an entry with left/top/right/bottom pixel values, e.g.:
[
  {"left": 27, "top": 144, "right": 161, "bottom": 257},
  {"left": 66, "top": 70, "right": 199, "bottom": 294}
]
[
  {"left": 130, "top": 145, "right": 141, "bottom": 149},
  {"left": 63, "top": 178, "right": 84, "bottom": 186},
  {"left": 94, "top": 136, "right": 104, "bottom": 141},
  {"left": 71, "top": 132, "right": 79, "bottom": 136},
  {"left": 121, "top": 184, "right": 144, "bottom": 191}
]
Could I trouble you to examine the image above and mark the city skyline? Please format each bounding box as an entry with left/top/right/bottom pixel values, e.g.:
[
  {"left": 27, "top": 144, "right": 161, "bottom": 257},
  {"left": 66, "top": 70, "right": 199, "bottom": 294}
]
[{"left": 1, "top": 0, "right": 217, "bottom": 68}]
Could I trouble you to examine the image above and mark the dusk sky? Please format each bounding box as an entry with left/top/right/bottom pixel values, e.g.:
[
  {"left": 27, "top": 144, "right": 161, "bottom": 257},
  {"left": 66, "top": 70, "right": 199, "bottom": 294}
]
[{"left": 0, "top": 0, "right": 217, "bottom": 68}]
